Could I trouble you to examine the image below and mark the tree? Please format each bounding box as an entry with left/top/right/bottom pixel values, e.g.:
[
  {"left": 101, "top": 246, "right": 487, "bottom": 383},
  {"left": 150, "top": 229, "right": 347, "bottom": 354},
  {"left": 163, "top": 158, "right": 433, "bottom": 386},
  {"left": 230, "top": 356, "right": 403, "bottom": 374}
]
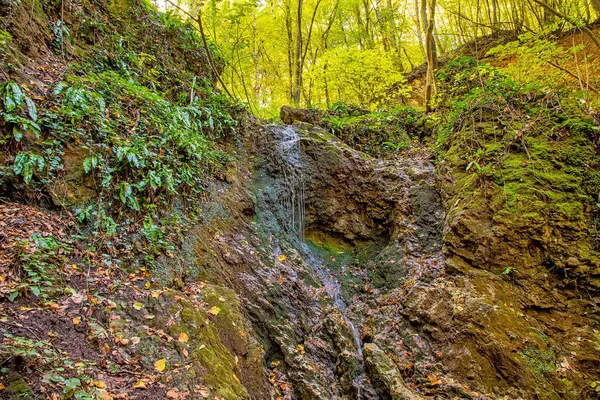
[{"left": 424, "top": 0, "right": 437, "bottom": 112}]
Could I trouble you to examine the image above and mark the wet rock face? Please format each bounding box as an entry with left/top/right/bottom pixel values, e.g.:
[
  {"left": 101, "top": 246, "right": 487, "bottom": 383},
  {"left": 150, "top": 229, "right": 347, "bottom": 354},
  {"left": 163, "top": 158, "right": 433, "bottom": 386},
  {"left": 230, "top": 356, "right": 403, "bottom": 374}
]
[
  {"left": 189, "top": 121, "right": 600, "bottom": 399},
  {"left": 187, "top": 123, "right": 447, "bottom": 398},
  {"left": 363, "top": 343, "right": 423, "bottom": 400},
  {"left": 256, "top": 124, "right": 444, "bottom": 249}
]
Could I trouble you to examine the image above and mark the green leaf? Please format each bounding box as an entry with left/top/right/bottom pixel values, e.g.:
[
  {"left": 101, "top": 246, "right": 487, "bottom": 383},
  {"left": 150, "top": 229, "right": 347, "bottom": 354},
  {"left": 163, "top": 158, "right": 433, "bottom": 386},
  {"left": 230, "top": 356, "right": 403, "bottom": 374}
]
[
  {"left": 13, "top": 152, "right": 45, "bottom": 184},
  {"left": 24, "top": 97, "right": 38, "bottom": 121},
  {"left": 7, "top": 291, "right": 19, "bottom": 302},
  {"left": 2, "top": 81, "right": 24, "bottom": 112},
  {"left": 13, "top": 125, "right": 23, "bottom": 142},
  {"left": 83, "top": 156, "right": 98, "bottom": 174},
  {"left": 30, "top": 286, "right": 41, "bottom": 296}
]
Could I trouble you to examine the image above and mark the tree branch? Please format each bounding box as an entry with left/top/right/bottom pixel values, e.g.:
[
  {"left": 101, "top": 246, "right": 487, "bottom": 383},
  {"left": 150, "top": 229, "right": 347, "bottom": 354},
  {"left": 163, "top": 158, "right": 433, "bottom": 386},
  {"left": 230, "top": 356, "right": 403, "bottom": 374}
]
[{"left": 163, "top": 0, "right": 234, "bottom": 99}]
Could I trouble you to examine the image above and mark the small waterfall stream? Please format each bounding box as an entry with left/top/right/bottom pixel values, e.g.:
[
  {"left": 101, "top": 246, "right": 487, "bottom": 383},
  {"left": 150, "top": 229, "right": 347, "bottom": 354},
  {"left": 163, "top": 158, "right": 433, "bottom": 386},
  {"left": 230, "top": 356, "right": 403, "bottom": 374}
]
[{"left": 273, "top": 125, "right": 367, "bottom": 396}]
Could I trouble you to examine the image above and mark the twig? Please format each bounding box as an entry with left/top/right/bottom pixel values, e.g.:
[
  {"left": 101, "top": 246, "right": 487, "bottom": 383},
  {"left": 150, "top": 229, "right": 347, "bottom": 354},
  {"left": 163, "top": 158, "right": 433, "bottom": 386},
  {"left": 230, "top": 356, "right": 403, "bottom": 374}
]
[{"left": 0, "top": 320, "right": 43, "bottom": 340}]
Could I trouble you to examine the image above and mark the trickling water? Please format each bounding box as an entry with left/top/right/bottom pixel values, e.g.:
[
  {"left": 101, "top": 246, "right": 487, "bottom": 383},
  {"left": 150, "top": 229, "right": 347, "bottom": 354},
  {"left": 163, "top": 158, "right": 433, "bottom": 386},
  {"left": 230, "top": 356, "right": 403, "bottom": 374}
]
[
  {"left": 276, "top": 126, "right": 306, "bottom": 238},
  {"left": 271, "top": 125, "right": 368, "bottom": 397}
]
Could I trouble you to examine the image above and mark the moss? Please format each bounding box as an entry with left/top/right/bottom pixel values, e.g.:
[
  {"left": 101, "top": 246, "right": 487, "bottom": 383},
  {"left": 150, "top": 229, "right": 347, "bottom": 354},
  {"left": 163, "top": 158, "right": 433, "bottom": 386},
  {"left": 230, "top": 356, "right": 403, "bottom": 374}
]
[
  {"left": 303, "top": 230, "right": 363, "bottom": 297},
  {"left": 520, "top": 344, "right": 557, "bottom": 376},
  {"left": 6, "top": 371, "right": 33, "bottom": 398},
  {"left": 155, "top": 285, "right": 266, "bottom": 400}
]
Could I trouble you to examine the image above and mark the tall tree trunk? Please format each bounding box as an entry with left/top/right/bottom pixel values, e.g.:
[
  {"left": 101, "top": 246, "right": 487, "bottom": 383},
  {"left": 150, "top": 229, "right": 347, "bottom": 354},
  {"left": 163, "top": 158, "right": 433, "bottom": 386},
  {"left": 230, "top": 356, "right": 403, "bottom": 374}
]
[
  {"left": 415, "top": 0, "right": 426, "bottom": 59},
  {"left": 285, "top": 0, "right": 294, "bottom": 102},
  {"left": 424, "top": 0, "right": 437, "bottom": 113},
  {"left": 292, "top": 0, "right": 303, "bottom": 106}
]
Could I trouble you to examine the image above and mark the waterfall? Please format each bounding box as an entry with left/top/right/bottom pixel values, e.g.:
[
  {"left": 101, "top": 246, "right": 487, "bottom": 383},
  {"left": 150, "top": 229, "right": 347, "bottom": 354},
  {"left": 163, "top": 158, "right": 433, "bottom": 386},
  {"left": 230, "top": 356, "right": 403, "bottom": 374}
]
[
  {"left": 276, "top": 126, "right": 306, "bottom": 238},
  {"left": 269, "top": 125, "right": 368, "bottom": 397}
]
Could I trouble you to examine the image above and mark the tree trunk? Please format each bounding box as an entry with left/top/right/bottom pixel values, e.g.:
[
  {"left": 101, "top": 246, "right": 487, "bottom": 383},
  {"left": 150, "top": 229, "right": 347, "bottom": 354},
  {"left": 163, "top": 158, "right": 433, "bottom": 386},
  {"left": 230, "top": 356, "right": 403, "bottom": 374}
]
[
  {"left": 292, "top": 0, "right": 303, "bottom": 106},
  {"left": 424, "top": 0, "right": 437, "bottom": 113}
]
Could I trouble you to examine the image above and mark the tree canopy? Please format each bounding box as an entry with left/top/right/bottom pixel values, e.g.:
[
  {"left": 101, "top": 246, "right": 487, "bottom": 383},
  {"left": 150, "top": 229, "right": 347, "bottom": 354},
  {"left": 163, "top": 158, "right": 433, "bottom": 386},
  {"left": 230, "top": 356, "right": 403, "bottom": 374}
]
[{"left": 160, "top": 0, "right": 600, "bottom": 116}]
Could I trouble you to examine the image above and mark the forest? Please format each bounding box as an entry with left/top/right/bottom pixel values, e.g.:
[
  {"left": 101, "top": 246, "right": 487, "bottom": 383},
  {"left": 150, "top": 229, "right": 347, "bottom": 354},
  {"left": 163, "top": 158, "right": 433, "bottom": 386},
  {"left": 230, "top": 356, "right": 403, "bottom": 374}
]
[
  {"left": 174, "top": 0, "right": 600, "bottom": 115},
  {"left": 0, "top": 0, "right": 600, "bottom": 398}
]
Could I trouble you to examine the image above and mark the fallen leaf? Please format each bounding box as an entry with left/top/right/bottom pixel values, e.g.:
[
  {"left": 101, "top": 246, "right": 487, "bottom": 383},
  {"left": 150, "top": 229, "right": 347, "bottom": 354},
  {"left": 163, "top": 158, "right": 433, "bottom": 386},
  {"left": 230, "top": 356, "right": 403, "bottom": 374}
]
[
  {"left": 133, "top": 302, "right": 143, "bottom": 310},
  {"left": 278, "top": 254, "right": 286, "bottom": 262},
  {"left": 145, "top": 281, "right": 151, "bottom": 290},
  {"left": 183, "top": 348, "right": 189, "bottom": 358},
  {"left": 93, "top": 380, "right": 107, "bottom": 389},
  {"left": 208, "top": 306, "right": 221, "bottom": 316},
  {"left": 178, "top": 332, "right": 189, "bottom": 343},
  {"left": 166, "top": 388, "right": 179, "bottom": 398},
  {"left": 131, "top": 337, "right": 141, "bottom": 345},
  {"left": 218, "top": 297, "right": 226, "bottom": 302},
  {"left": 155, "top": 358, "right": 166, "bottom": 372},
  {"left": 0, "top": 383, "right": 5, "bottom": 390},
  {"left": 72, "top": 292, "right": 85, "bottom": 304},
  {"left": 133, "top": 380, "right": 147, "bottom": 389},
  {"left": 97, "top": 389, "right": 111, "bottom": 400},
  {"left": 72, "top": 317, "right": 81, "bottom": 325}
]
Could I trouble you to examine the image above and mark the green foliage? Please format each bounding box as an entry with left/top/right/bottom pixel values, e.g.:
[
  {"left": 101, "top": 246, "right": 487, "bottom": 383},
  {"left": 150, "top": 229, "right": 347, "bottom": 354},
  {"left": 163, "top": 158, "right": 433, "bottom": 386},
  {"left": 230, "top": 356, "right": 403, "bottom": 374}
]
[
  {"left": 309, "top": 48, "right": 411, "bottom": 108},
  {"left": 0, "top": 332, "right": 57, "bottom": 360},
  {"left": 436, "top": 56, "right": 600, "bottom": 232},
  {"left": 8, "top": 233, "right": 71, "bottom": 301},
  {"left": 519, "top": 343, "right": 557, "bottom": 376},
  {"left": 487, "top": 28, "right": 587, "bottom": 89},
  {"left": 0, "top": 81, "right": 40, "bottom": 143},
  {"left": 38, "top": 70, "right": 234, "bottom": 217},
  {"left": 323, "top": 105, "right": 429, "bottom": 156}
]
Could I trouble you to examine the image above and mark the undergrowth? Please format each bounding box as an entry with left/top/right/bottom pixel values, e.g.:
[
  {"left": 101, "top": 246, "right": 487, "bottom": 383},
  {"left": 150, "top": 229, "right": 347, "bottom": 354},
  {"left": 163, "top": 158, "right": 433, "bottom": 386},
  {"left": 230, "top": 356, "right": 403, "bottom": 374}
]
[
  {"left": 0, "top": 0, "right": 244, "bottom": 294},
  {"left": 435, "top": 56, "right": 600, "bottom": 220},
  {"left": 322, "top": 102, "right": 433, "bottom": 156}
]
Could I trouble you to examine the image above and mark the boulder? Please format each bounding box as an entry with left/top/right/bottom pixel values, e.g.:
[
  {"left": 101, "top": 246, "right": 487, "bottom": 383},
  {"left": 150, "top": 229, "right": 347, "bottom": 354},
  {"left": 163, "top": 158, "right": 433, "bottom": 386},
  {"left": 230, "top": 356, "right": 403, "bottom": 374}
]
[{"left": 363, "top": 343, "right": 423, "bottom": 400}]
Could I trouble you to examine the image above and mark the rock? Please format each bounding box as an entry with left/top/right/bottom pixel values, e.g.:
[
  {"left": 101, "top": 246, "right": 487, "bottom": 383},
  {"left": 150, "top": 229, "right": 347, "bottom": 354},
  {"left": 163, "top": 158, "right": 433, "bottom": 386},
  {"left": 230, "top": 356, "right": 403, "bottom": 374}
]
[
  {"left": 566, "top": 256, "right": 579, "bottom": 267},
  {"left": 336, "top": 350, "right": 359, "bottom": 394},
  {"left": 363, "top": 343, "right": 423, "bottom": 400},
  {"left": 280, "top": 105, "right": 322, "bottom": 125}
]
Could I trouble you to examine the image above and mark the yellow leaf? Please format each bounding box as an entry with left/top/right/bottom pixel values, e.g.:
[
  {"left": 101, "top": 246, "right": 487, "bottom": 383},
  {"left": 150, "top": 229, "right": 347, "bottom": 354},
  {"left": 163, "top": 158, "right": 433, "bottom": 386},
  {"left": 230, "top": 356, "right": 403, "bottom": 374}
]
[
  {"left": 133, "top": 302, "right": 143, "bottom": 310},
  {"left": 154, "top": 358, "right": 166, "bottom": 372},
  {"left": 72, "top": 317, "right": 81, "bottom": 325},
  {"left": 151, "top": 290, "right": 162, "bottom": 299},
  {"left": 296, "top": 344, "right": 305, "bottom": 354},
  {"left": 278, "top": 254, "right": 286, "bottom": 262},
  {"left": 0, "top": 383, "right": 5, "bottom": 390},
  {"left": 208, "top": 306, "right": 221, "bottom": 316},
  {"left": 178, "top": 332, "right": 189, "bottom": 343},
  {"left": 133, "top": 380, "right": 147, "bottom": 389},
  {"left": 145, "top": 281, "right": 151, "bottom": 290},
  {"left": 93, "top": 380, "right": 107, "bottom": 389}
]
